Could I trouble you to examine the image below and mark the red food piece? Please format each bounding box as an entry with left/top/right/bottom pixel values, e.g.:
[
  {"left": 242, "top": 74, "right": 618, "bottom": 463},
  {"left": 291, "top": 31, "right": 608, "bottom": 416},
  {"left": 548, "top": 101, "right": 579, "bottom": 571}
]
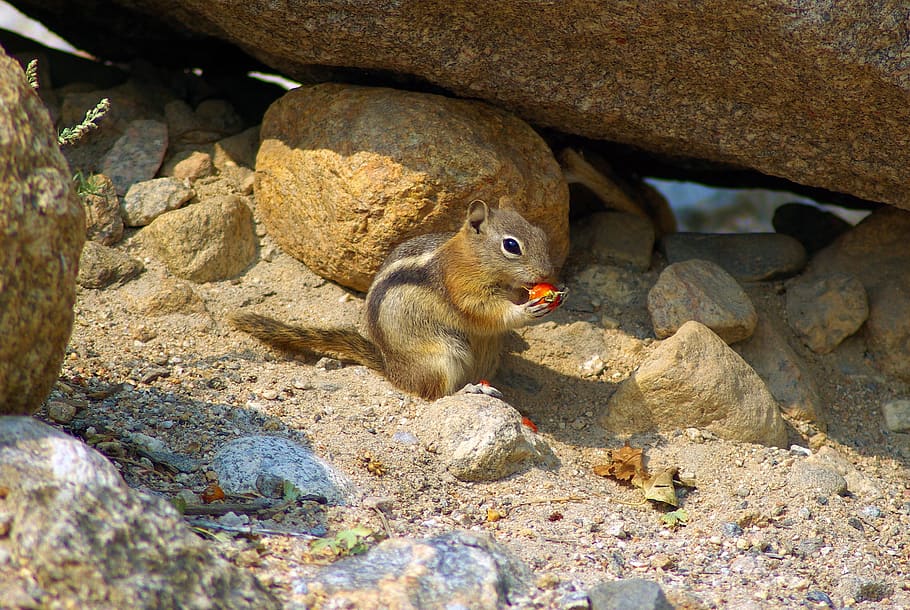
[
  {"left": 527, "top": 282, "right": 565, "bottom": 310},
  {"left": 521, "top": 416, "right": 539, "bottom": 433}
]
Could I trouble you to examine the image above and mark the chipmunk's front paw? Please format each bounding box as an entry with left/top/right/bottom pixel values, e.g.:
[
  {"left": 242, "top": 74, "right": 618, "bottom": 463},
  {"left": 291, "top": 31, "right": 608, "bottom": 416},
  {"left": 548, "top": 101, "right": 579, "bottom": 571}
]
[
  {"left": 459, "top": 380, "right": 504, "bottom": 399},
  {"left": 522, "top": 297, "right": 555, "bottom": 319}
]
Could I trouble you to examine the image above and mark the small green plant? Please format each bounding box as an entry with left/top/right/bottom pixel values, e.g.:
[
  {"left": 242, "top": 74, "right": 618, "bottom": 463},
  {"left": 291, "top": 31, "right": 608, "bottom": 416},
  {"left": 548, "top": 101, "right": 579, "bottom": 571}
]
[
  {"left": 25, "top": 59, "right": 39, "bottom": 89},
  {"left": 25, "top": 58, "right": 110, "bottom": 147},
  {"left": 58, "top": 98, "right": 110, "bottom": 146},
  {"left": 310, "top": 526, "right": 377, "bottom": 558},
  {"left": 72, "top": 171, "right": 102, "bottom": 197}
]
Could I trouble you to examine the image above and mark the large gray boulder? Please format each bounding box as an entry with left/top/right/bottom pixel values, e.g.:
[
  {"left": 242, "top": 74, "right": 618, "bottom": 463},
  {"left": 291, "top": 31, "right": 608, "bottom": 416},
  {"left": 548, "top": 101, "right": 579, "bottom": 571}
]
[
  {"left": 11, "top": 1, "right": 910, "bottom": 209},
  {"left": 0, "top": 48, "right": 84, "bottom": 414}
]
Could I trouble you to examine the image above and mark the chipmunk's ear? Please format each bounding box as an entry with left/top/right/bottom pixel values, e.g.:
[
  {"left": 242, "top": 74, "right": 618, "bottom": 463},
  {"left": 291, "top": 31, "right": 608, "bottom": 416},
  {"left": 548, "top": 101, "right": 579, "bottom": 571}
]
[{"left": 467, "top": 199, "right": 489, "bottom": 233}]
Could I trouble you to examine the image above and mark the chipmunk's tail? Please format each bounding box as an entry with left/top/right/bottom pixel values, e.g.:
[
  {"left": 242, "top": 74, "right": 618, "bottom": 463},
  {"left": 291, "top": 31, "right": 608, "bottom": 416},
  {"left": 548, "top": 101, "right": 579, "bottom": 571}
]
[{"left": 228, "top": 311, "right": 385, "bottom": 372}]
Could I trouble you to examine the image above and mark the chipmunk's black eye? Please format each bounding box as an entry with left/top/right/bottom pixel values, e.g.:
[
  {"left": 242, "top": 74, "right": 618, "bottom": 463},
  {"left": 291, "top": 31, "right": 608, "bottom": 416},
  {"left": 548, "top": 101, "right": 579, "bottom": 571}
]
[{"left": 502, "top": 237, "right": 522, "bottom": 256}]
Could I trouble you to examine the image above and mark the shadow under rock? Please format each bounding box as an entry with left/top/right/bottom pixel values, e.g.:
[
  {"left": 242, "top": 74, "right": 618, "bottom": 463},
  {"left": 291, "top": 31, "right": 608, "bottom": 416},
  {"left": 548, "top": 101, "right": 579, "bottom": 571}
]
[{"left": 493, "top": 351, "right": 620, "bottom": 450}]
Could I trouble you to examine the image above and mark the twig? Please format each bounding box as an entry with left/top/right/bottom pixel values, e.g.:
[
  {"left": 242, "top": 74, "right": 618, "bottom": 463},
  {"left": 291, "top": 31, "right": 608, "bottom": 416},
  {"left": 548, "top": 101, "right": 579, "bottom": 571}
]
[
  {"left": 511, "top": 495, "right": 589, "bottom": 509},
  {"left": 183, "top": 495, "right": 327, "bottom": 517},
  {"left": 371, "top": 506, "right": 393, "bottom": 538},
  {"left": 187, "top": 518, "right": 320, "bottom": 540}
]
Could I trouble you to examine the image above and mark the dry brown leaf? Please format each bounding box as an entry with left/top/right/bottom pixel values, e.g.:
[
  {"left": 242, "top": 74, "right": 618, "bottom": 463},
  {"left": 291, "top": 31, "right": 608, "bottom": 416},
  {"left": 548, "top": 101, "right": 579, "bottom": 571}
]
[
  {"left": 592, "top": 443, "right": 647, "bottom": 481},
  {"left": 592, "top": 464, "right": 613, "bottom": 477},
  {"left": 201, "top": 483, "right": 225, "bottom": 504},
  {"left": 636, "top": 467, "right": 679, "bottom": 507},
  {"left": 610, "top": 443, "right": 646, "bottom": 481}
]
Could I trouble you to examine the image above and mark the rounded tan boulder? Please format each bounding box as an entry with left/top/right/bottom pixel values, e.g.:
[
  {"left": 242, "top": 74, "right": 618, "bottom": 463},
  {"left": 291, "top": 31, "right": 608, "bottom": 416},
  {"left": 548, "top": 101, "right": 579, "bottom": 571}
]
[
  {"left": 0, "top": 52, "right": 85, "bottom": 414},
  {"left": 256, "top": 83, "right": 568, "bottom": 292}
]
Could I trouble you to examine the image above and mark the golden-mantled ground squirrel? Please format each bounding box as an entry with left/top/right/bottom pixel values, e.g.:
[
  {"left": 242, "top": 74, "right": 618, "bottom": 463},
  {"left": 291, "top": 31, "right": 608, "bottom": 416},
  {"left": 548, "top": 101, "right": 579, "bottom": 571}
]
[{"left": 229, "top": 200, "right": 563, "bottom": 400}]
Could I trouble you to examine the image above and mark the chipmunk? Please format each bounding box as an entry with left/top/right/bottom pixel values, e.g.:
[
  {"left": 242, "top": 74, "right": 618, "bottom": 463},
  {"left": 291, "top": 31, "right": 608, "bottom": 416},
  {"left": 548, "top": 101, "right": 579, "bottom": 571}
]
[{"left": 229, "top": 200, "right": 563, "bottom": 400}]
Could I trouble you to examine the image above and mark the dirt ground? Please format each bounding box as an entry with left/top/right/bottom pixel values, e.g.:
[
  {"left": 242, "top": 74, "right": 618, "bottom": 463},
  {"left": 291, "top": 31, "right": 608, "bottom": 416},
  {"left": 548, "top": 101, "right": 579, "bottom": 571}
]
[{"left": 46, "top": 220, "right": 910, "bottom": 609}]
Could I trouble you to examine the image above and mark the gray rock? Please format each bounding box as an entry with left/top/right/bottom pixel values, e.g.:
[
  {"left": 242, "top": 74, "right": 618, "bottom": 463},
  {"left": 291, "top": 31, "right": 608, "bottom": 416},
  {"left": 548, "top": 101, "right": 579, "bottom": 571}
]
[
  {"left": 0, "top": 417, "right": 279, "bottom": 609},
  {"left": 121, "top": 177, "right": 195, "bottom": 226},
  {"left": 298, "top": 531, "right": 529, "bottom": 608},
  {"left": 602, "top": 321, "right": 787, "bottom": 447},
  {"left": 785, "top": 272, "right": 868, "bottom": 354},
  {"left": 647, "top": 259, "right": 757, "bottom": 343},
  {"left": 661, "top": 232, "right": 807, "bottom": 282},
  {"left": 139, "top": 195, "right": 256, "bottom": 282},
  {"left": 734, "top": 313, "right": 825, "bottom": 426},
  {"left": 883, "top": 400, "right": 910, "bottom": 433},
  {"left": 588, "top": 578, "right": 674, "bottom": 610},
  {"left": 0, "top": 49, "right": 85, "bottom": 415},
  {"left": 211, "top": 435, "right": 354, "bottom": 505},
  {"left": 772, "top": 202, "right": 852, "bottom": 255},
  {"left": 570, "top": 211, "right": 655, "bottom": 271},
  {"left": 256, "top": 83, "right": 568, "bottom": 292},
  {"left": 77, "top": 240, "right": 144, "bottom": 289},
  {"left": 787, "top": 461, "right": 848, "bottom": 497},
  {"left": 423, "top": 394, "right": 556, "bottom": 481},
  {"left": 81, "top": 173, "right": 124, "bottom": 245},
  {"left": 100, "top": 119, "right": 168, "bottom": 195},
  {"left": 809, "top": 446, "right": 883, "bottom": 499}
]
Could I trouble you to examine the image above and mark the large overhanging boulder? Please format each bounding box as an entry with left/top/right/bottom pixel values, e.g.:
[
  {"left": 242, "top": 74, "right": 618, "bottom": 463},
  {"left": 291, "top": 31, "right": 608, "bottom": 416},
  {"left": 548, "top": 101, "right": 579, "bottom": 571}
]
[{"left": 9, "top": 1, "right": 910, "bottom": 209}]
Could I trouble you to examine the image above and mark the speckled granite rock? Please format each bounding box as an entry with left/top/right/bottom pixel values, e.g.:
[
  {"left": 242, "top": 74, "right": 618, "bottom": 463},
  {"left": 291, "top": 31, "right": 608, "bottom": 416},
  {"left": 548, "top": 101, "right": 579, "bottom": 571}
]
[
  {"left": 0, "top": 49, "right": 85, "bottom": 415},
  {"left": 602, "top": 321, "right": 787, "bottom": 447},
  {"left": 296, "top": 531, "right": 530, "bottom": 608},
  {"left": 256, "top": 83, "right": 568, "bottom": 292},
  {"left": 139, "top": 195, "right": 256, "bottom": 283},
  {"left": 15, "top": 1, "right": 910, "bottom": 209},
  {"left": 0, "top": 417, "right": 280, "bottom": 609}
]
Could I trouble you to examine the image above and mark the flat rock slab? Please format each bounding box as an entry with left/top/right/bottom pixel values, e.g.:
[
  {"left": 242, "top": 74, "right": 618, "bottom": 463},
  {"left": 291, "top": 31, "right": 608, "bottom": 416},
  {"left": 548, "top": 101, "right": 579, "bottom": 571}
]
[
  {"left": 100, "top": 119, "right": 168, "bottom": 196},
  {"left": 36, "top": 1, "right": 910, "bottom": 210},
  {"left": 661, "top": 233, "right": 807, "bottom": 282},
  {"left": 212, "top": 435, "right": 354, "bottom": 505},
  {"left": 601, "top": 321, "right": 787, "bottom": 447},
  {"left": 570, "top": 211, "right": 655, "bottom": 271},
  {"left": 647, "top": 259, "right": 757, "bottom": 343},
  {"left": 298, "top": 531, "right": 529, "bottom": 608}
]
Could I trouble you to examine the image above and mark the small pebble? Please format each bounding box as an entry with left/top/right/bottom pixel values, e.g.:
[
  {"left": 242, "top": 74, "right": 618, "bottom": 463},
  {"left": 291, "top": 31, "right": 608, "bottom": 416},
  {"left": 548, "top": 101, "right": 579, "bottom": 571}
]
[
  {"left": 861, "top": 506, "right": 883, "bottom": 519},
  {"left": 790, "top": 445, "right": 812, "bottom": 457},
  {"left": 46, "top": 401, "right": 77, "bottom": 424},
  {"left": 722, "top": 522, "right": 744, "bottom": 537},
  {"left": 315, "top": 357, "right": 343, "bottom": 371}
]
